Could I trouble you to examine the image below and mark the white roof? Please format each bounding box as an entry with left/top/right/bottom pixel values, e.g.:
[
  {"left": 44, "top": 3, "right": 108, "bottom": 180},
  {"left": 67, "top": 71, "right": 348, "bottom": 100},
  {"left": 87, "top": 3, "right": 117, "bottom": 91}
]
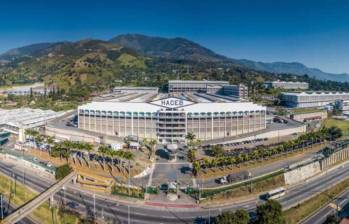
[
  {"left": 79, "top": 101, "right": 265, "bottom": 113},
  {"left": 169, "top": 80, "right": 229, "bottom": 84},
  {"left": 282, "top": 91, "right": 349, "bottom": 96},
  {"left": 0, "top": 108, "right": 65, "bottom": 128}
]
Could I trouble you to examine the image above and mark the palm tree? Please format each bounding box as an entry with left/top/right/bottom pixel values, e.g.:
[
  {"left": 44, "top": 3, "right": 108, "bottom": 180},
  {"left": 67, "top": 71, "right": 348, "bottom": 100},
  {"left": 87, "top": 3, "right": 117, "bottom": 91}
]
[
  {"left": 148, "top": 138, "right": 157, "bottom": 160},
  {"left": 186, "top": 132, "right": 197, "bottom": 150},
  {"left": 98, "top": 145, "right": 111, "bottom": 170},
  {"left": 192, "top": 161, "right": 201, "bottom": 177}
]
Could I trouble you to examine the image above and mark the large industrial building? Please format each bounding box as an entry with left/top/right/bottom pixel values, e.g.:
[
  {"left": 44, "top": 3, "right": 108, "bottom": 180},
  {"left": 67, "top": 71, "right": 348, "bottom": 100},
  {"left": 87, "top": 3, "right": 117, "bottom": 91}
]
[
  {"left": 281, "top": 92, "right": 349, "bottom": 108},
  {"left": 264, "top": 81, "right": 309, "bottom": 90},
  {"left": 78, "top": 91, "right": 266, "bottom": 144},
  {"left": 168, "top": 80, "right": 248, "bottom": 99},
  {"left": 0, "top": 108, "right": 65, "bottom": 141},
  {"left": 0, "top": 83, "right": 52, "bottom": 96},
  {"left": 168, "top": 80, "right": 229, "bottom": 93}
]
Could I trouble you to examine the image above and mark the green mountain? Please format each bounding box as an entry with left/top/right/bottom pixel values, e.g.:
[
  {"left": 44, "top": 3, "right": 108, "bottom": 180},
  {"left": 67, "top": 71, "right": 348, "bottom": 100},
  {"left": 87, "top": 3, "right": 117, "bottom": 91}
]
[
  {"left": 0, "top": 39, "right": 147, "bottom": 94},
  {"left": 109, "top": 33, "right": 228, "bottom": 62},
  {"left": 110, "top": 34, "right": 349, "bottom": 82},
  {"left": 1, "top": 33, "right": 349, "bottom": 103}
]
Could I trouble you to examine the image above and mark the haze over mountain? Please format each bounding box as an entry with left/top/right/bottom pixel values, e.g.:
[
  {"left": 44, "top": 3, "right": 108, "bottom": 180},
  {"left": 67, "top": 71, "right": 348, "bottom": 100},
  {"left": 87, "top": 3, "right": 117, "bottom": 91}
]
[{"left": 1, "top": 33, "right": 349, "bottom": 82}]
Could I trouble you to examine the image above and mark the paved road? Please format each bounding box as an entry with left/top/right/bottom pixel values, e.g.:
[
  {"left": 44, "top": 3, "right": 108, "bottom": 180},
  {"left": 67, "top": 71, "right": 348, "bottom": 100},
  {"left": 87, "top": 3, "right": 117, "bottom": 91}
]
[
  {"left": 300, "top": 184, "right": 349, "bottom": 224},
  {"left": 2, "top": 158, "right": 349, "bottom": 223}
]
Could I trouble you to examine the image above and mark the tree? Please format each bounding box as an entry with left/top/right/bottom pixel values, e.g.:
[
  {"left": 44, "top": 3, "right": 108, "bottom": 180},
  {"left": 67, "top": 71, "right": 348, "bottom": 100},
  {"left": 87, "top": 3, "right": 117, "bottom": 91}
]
[
  {"left": 192, "top": 160, "right": 200, "bottom": 176},
  {"left": 187, "top": 149, "right": 196, "bottom": 162},
  {"left": 148, "top": 138, "right": 157, "bottom": 160},
  {"left": 186, "top": 132, "right": 199, "bottom": 150},
  {"left": 211, "top": 145, "right": 224, "bottom": 157},
  {"left": 327, "top": 126, "right": 342, "bottom": 140},
  {"left": 255, "top": 200, "right": 285, "bottom": 224},
  {"left": 185, "top": 132, "right": 196, "bottom": 142},
  {"left": 323, "top": 214, "right": 339, "bottom": 224},
  {"left": 25, "top": 129, "right": 39, "bottom": 138},
  {"left": 50, "top": 141, "right": 71, "bottom": 162},
  {"left": 215, "top": 209, "right": 250, "bottom": 224},
  {"left": 98, "top": 145, "right": 111, "bottom": 169},
  {"left": 55, "top": 164, "right": 72, "bottom": 180}
]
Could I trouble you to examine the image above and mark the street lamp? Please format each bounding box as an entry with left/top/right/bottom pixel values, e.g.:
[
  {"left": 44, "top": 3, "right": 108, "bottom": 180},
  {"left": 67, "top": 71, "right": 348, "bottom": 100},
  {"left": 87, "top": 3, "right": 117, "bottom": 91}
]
[{"left": 93, "top": 193, "right": 96, "bottom": 219}]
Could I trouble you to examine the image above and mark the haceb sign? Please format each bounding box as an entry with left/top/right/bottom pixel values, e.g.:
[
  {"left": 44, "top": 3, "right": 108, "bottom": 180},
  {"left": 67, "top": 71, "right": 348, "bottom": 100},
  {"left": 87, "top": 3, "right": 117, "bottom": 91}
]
[{"left": 150, "top": 97, "right": 194, "bottom": 108}]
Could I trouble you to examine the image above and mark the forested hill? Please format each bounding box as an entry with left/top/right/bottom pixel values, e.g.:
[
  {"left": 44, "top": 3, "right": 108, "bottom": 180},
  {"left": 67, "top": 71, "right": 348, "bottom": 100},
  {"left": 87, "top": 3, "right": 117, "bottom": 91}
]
[
  {"left": 109, "top": 34, "right": 349, "bottom": 82},
  {"left": 0, "top": 34, "right": 349, "bottom": 101}
]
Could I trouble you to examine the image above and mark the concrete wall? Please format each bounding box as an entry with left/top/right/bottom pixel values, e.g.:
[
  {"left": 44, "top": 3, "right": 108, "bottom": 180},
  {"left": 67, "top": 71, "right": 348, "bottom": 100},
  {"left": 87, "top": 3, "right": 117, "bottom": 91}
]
[
  {"left": 228, "top": 125, "right": 306, "bottom": 144},
  {"left": 321, "top": 147, "right": 349, "bottom": 170},
  {"left": 45, "top": 126, "right": 101, "bottom": 143},
  {"left": 284, "top": 161, "right": 321, "bottom": 185}
]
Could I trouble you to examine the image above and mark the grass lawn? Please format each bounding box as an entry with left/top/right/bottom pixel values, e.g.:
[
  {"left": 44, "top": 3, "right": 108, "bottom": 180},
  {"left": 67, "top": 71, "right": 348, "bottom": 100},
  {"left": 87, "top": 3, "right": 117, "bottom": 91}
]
[
  {"left": 0, "top": 173, "right": 53, "bottom": 223},
  {"left": 291, "top": 107, "right": 324, "bottom": 114},
  {"left": 197, "top": 143, "right": 325, "bottom": 180},
  {"left": 284, "top": 177, "right": 349, "bottom": 224},
  {"left": 0, "top": 173, "right": 80, "bottom": 224},
  {"left": 58, "top": 210, "right": 79, "bottom": 224},
  {"left": 201, "top": 173, "right": 285, "bottom": 206},
  {"left": 323, "top": 118, "right": 349, "bottom": 136}
]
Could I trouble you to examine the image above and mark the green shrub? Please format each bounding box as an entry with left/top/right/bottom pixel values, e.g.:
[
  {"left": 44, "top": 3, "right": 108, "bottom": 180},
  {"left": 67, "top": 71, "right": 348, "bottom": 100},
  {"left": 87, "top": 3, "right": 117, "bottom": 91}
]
[{"left": 55, "top": 164, "right": 72, "bottom": 180}]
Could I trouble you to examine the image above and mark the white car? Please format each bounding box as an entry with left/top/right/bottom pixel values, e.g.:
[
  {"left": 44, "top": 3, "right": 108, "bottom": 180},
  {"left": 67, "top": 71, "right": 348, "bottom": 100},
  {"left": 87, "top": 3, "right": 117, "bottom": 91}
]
[{"left": 219, "top": 176, "right": 228, "bottom": 184}]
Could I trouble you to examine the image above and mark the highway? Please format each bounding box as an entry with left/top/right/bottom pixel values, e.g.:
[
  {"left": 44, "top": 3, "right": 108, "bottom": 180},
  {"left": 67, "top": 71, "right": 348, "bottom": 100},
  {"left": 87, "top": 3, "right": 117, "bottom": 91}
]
[
  {"left": 2, "top": 159, "right": 349, "bottom": 223},
  {"left": 300, "top": 184, "right": 349, "bottom": 224}
]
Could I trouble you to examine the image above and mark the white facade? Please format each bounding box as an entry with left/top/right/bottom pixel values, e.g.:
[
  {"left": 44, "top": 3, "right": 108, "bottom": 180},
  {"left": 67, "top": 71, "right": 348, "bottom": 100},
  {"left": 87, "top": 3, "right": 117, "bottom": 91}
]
[
  {"left": 265, "top": 81, "right": 309, "bottom": 90},
  {"left": 281, "top": 92, "right": 349, "bottom": 108},
  {"left": 78, "top": 97, "right": 266, "bottom": 143},
  {"left": 168, "top": 80, "right": 229, "bottom": 93}
]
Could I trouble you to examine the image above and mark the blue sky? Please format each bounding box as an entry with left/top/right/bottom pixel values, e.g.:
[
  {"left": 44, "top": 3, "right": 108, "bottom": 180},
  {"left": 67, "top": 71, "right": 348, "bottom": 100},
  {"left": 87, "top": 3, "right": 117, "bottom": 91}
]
[{"left": 1, "top": 0, "right": 349, "bottom": 74}]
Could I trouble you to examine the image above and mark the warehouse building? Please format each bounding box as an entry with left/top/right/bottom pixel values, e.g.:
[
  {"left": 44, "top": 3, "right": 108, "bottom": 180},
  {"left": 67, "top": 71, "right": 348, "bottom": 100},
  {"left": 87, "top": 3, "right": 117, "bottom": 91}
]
[
  {"left": 168, "top": 80, "right": 229, "bottom": 93},
  {"left": 78, "top": 92, "right": 266, "bottom": 144},
  {"left": 264, "top": 81, "right": 309, "bottom": 90},
  {"left": 0, "top": 108, "right": 65, "bottom": 141},
  {"left": 281, "top": 92, "right": 349, "bottom": 108},
  {"left": 113, "top": 86, "right": 159, "bottom": 94}
]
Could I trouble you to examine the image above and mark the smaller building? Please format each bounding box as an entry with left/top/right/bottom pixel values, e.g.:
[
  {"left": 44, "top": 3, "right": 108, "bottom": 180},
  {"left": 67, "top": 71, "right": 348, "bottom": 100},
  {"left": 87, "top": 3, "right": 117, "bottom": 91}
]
[
  {"left": 222, "top": 84, "right": 248, "bottom": 99},
  {"left": 0, "top": 83, "right": 53, "bottom": 96},
  {"left": 290, "top": 109, "right": 327, "bottom": 123},
  {"left": 264, "top": 81, "right": 309, "bottom": 90},
  {"left": 335, "top": 100, "right": 349, "bottom": 112},
  {"left": 113, "top": 86, "right": 159, "bottom": 94},
  {"left": 168, "top": 80, "right": 229, "bottom": 93},
  {"left": 281, "top": 92, "right": 349, "bottom": 108}
]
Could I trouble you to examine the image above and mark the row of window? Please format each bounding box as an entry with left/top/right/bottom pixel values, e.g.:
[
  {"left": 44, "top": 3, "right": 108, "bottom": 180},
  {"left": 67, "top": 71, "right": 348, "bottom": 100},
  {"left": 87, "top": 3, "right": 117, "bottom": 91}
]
[{"left": 79, "top": 110, "right": 266, "bottom": 117}]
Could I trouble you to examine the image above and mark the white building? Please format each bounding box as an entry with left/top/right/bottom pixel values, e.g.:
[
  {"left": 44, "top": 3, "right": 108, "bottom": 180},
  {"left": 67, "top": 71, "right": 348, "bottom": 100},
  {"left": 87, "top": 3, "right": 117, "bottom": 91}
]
[
  {"left": 281, "top": 92, "right": 349, "bottom": 108},
  {"left": 0, "top": 108, "right": 65, "bottom": 141},
  {"left": 168, "top": 80, "right": 229, "bottom": 93},
  {"left": 78, "top": 93, "right": 266, "bottom": 144},
  {"left": 265, "top": 81, "right": 309, "bottom": 90}
]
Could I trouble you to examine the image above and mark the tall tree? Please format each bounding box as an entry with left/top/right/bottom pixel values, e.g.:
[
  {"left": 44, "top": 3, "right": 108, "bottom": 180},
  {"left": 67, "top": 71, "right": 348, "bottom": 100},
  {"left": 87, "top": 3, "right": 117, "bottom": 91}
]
[
  {"left": 215, "top": 209, "right": 250, "bottom": 224},
  {"left": 255, "top": 200, "right": 285, "bottom": 224}
]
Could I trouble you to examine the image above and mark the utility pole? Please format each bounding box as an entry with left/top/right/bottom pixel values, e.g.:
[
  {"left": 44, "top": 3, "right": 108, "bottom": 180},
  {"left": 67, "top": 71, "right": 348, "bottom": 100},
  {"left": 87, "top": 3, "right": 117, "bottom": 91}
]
[
  {"left": 208, "top": 208, "right": 211, "bottom": 224},
  {"left": 128, "top": 160, "right": 131, "bottom": 196},
  {"left": 62, "top": 186, "right": 66, "bottom": 206},
  {"left": 93, "top": 193, "right": 96, "bottom": 218},
  {"left": 1, "top": 194, "right": 3, "bottom": 220},
  {"left": 128, "top": 205, "right": 130, "bottom": 224}
]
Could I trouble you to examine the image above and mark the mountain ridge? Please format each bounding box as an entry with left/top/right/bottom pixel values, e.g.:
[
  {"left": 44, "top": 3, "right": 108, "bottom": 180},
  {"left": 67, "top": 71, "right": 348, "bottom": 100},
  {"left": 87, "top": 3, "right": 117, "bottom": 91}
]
[
  {"left": 0, "top": 33, "right": 348, "bottom": 82},
  {"left": 109, "top": 33, "right": 349, "bottom": 82}
]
